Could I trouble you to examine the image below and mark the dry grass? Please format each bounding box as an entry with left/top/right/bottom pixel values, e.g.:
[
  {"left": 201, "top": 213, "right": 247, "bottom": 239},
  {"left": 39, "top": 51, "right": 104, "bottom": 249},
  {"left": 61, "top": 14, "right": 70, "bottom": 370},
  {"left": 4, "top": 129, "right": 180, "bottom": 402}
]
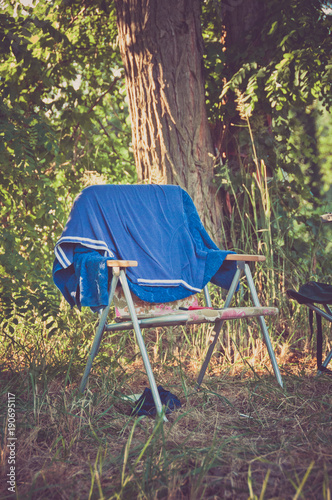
[{"left": 1, "top": 318, "right": 332, "bottom": 500}]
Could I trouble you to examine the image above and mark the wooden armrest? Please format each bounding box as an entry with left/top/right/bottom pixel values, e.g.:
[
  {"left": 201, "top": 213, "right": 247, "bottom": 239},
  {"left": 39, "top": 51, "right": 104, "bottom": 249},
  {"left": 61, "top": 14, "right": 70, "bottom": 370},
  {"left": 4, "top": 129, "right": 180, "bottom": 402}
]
[
  {"left": 225, "top": 254, "right": 266, "bottom": 262},
  {"left": 107, "top": 256, "right": 264, "bottom": 266},
  {"left": 107, "top": 260, "right": 138, "bottom": 267}
]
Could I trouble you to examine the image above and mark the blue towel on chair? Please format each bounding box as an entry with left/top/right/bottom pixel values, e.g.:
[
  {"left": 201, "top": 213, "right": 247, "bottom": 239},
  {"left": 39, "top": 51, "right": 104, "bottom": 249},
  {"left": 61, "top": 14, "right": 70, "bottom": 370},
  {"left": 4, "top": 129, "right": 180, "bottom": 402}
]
[
  {"left": 52, "top": 184, "right": 237, "bottom": 309},
  {"left": 73, "top": 246, "right": 109, "bottom": 309}
]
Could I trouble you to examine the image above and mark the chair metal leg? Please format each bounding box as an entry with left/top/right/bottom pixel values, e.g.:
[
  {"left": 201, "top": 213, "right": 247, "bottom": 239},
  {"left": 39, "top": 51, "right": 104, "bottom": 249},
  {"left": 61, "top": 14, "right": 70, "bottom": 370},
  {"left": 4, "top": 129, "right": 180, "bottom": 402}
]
[
  {"left": 196, "top": 262, "right": 283, "bottom": 389},
  {"left": 244, "top": 263, "right": 283, "bottom": 388},
  {"left": 79, "top": 274, "right": 119, "bottom": 393},
  {"left": 196, "top": 321, "right": 223, "bottom": 389},
  {"left": 320, "top": 304, "right": 332, "bottom": 372},
  {"left": 306, "top": 303, "right": 332, "bottom": 322},
  {"left": 119, "top": 270, "right": 167, "bottom": 421},
  {"left": 318, "top": 348, "right": 332, "bottom": 374},
  {"left": 305, "top": 304, "right": 332, "bottom": 375},
  {"left": 196, "top": 266, "right": 242, "bottom": 388},
  {"left": 203, "top": 285, "right": 212, "bottom": 307}
]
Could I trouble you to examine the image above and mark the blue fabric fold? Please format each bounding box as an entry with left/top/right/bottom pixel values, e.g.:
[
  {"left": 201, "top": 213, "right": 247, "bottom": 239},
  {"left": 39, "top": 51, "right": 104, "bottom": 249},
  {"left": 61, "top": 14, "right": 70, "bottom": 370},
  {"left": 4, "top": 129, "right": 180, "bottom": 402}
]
[
  {"left": 132, "top": 385, "right": 181, "bottom": 417},
  {"left": 52, "top": 184, "right": 238, "bottom": 309},
  {"left": 73, "top": 246, "right": 109, "bottom": 310}
]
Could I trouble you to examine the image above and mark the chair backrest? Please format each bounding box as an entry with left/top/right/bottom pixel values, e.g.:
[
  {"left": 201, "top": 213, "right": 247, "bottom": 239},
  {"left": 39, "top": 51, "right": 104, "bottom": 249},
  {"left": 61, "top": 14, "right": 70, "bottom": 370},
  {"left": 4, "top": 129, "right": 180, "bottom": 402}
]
[{"left": 53, "top": 184, "right": 238, "bottom": 310}]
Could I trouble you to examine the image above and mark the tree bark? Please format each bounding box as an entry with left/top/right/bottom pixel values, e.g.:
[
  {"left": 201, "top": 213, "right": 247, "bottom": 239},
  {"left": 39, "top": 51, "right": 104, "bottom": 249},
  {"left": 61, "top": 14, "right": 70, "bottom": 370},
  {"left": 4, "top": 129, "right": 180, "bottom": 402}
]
[
  {"left": 214, "top": 0, "right": 267, "bottom": 166},
  {"left": 115, "top": 0, "right": 224, "bottom": 242}
]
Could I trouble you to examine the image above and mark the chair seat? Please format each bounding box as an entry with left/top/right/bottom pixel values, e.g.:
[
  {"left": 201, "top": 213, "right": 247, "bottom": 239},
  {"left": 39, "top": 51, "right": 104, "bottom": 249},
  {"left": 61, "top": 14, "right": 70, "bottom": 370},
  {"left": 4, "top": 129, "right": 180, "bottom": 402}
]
[
  {"left": 109, "top": 306, "right": 278, "bottom": 331},
  {"left": 184, "top": 306, "right": 278, "bottom": 323}
]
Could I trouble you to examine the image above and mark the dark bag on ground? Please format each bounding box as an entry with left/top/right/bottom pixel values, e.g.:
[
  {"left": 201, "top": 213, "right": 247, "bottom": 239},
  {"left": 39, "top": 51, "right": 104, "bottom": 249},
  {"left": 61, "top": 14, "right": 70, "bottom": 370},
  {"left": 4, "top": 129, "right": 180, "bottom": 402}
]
[{"left": 132, "top": 385, "right": 181, "bottom": 417}]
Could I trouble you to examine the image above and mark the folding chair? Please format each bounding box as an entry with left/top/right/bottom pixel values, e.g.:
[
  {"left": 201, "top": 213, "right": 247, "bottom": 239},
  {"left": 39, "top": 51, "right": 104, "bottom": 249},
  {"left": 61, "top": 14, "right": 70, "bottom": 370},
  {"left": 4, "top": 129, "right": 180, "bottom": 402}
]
[
  {"left": 53, "top": 184, "right": 282, "bottom": 419},
  {"left": 287, "top": 282, "right": 332, "bottom": 374},
  {"left": 286, "top": 215, "right": 332, "bottom": 374}
]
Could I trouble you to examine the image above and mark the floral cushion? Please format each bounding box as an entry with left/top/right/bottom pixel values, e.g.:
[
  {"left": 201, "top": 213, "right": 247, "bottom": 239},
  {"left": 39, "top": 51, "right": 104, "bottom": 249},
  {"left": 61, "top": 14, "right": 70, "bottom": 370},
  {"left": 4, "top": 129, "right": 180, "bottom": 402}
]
[{"left": 114, "top": 288, "right": 199, "bottom": 320}]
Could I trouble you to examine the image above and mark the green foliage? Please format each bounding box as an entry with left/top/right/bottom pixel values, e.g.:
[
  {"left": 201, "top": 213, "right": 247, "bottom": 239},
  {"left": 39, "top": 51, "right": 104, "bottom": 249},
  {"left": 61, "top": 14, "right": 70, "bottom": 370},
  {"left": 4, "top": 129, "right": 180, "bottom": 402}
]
[
  {"left": 0, "top": 0, "right": 135, "bottom": 323},
  {"left": 202, "top": 0, "right": 332, "bottom": 276},
  {"left": 1, "top": 0, "right": 331, "bottom": 334},
  {"left": 217, "top": 0, "right": 332, "bottom": 115},
  {"left": 317, "top": 105, "right": 332, "bottom": 199}
]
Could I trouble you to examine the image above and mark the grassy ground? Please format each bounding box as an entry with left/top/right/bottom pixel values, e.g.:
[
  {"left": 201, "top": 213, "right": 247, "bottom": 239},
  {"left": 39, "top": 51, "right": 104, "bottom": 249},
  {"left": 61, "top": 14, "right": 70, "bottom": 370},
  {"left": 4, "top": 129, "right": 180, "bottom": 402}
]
[{"left": 1, "top": 310, "right": 332, "bottom": 500}]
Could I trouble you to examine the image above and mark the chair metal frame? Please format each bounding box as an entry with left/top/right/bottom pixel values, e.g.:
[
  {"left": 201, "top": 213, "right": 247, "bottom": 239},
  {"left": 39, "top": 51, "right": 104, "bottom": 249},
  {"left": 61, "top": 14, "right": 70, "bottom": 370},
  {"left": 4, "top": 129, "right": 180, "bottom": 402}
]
[
  {"left": 300, "top": 301, "right": 332, "bottom": 374},
  {"left": 287, "top": 217, "right": 332, "bottom": 374},
  {"left": 79, "top": 255, "right": 283, "bottom": 418}
]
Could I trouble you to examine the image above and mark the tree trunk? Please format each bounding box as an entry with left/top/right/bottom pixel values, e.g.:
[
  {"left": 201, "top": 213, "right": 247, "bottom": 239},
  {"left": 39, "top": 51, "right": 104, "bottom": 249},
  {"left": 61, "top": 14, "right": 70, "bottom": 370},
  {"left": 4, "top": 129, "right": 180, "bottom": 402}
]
[
  {"left": 115, "top": 0, "right": 224, "bottom": 242},
  {"left": 215, "top": 0, "right": 267, "bottom": 167}
]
